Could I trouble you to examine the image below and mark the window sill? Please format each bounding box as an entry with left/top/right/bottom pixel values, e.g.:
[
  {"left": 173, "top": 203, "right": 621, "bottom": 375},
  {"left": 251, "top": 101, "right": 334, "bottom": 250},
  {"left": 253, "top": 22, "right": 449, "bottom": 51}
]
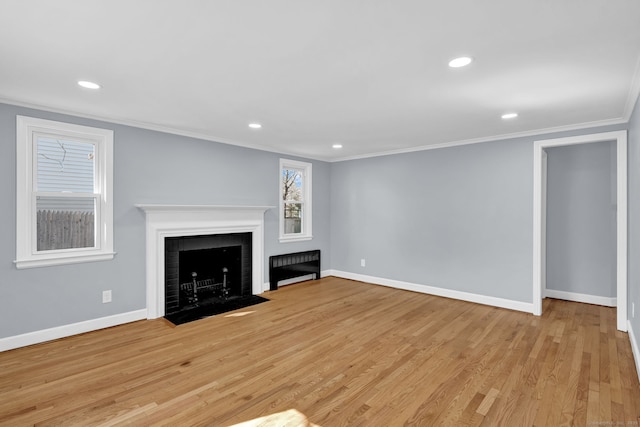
[
  {"left": 14, "top": 252, "right": 116, "bottom": 269},
  {"left": 279, "top": 235, "right": 313, "bottom": 243}
]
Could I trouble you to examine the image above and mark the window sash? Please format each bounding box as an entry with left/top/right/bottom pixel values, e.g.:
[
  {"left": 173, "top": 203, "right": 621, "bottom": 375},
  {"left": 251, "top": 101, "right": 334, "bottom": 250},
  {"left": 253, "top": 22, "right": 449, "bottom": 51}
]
[
  {"left": 282, "top": 169, "right": 305, "bottom": 235},
  {"left": 33, "top": 133, "right": 97, "bottom": 194},
  {"left": 282, "top": 168, "right": 304, "bottom": 203},
  {"left": 32, "top": 193, "right": 100, "bottom": 254}
]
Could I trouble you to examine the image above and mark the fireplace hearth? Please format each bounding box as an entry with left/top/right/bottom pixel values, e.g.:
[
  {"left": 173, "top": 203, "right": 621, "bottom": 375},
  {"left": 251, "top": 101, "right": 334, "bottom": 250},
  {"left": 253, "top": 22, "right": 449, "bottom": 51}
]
[{"left": 163, "top": 294, "right": 269, "bottom": 325}]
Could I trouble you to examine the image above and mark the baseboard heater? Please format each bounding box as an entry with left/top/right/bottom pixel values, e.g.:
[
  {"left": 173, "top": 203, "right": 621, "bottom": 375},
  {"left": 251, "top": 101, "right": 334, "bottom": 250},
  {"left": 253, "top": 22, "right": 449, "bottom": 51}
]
[{"left": 269, "top": 250, "right": 321, "bottom": 291}]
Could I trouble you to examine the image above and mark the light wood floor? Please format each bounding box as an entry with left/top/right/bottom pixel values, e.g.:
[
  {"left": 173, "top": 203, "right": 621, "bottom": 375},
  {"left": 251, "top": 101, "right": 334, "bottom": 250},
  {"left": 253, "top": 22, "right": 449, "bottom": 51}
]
[{"left": 1, "top": 277, "right": 639, "bottom": 426}]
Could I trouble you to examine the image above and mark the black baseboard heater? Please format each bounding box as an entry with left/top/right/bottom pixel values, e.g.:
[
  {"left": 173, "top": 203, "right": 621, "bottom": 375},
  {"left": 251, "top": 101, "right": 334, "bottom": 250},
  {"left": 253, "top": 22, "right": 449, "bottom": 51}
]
[{"left": 269, "top": 250, "right": 321, "bottom": 291}]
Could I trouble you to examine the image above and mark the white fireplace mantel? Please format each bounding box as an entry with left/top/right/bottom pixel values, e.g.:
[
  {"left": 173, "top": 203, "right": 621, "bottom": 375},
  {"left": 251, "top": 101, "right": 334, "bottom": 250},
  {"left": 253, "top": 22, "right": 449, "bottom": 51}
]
[{"left": 136, "top": 204, "right": 274, "bottom": 319}]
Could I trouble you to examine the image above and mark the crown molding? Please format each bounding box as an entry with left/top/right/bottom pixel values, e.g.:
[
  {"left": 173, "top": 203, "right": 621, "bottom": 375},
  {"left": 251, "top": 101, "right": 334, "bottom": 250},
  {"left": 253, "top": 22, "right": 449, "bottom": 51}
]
[
  {"left": 330, "top": 117, "right": 628, "bottom": 162},
  {"left": 0, "top": 97, "right": 631, "bottom": 164},
  {"left": 0, "top": 97, "right": 333, "bottom": 162},
  {"left": 623, "top": 54, "right": 640, "bottom": 121}
]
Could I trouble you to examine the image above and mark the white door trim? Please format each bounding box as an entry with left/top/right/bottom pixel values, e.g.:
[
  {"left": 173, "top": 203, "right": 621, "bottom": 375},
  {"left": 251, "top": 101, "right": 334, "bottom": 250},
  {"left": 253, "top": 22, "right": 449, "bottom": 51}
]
[{"left": 533, "top": 130, "right": 627, "bottom": 331}]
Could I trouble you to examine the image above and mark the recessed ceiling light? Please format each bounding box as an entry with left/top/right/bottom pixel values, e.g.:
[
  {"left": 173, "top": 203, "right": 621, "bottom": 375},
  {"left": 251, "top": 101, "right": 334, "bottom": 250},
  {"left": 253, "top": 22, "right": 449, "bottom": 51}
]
[
  {"left": 501, "top": 113, "right": 518, "bottom": 119},
  {"left": 248, "top": 123, "right": 262, "bottom": 129},
  {"left": 332, "top": 144, "right": 343, "bottom": 149},
  {"left": 77, "top": 80, "right": 101, "bottom": 89},
  {"left": 448, "top": 57, "right": 473, "bottom": 68}
]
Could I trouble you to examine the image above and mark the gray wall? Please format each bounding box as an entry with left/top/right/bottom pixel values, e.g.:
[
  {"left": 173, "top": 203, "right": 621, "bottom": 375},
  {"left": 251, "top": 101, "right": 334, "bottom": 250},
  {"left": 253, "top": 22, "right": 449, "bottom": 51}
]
[
  {"left": 0, "top": 103, "right": 331, "bottom": 339},
  {"left": 330, "top": 138, "right": 534, "bottom": 302},
  {"left": 628, "top": 94, "right": 640, "bottom": 344},
  {"left": 330, "top": 126, "right": 627, "bottom": 304},
  {"left": 545, "top": 141, "right": 617, "bottom": 297}
]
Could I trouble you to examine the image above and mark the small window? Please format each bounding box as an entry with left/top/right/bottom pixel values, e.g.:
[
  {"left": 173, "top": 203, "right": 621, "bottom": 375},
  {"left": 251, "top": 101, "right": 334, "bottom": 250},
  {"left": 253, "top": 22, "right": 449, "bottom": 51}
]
[
  {"left": 279, "top": 159, "right": 312, "bottom": 242},
  {"left": 15, "top": 116, "right": 114, "bottom": 268}
]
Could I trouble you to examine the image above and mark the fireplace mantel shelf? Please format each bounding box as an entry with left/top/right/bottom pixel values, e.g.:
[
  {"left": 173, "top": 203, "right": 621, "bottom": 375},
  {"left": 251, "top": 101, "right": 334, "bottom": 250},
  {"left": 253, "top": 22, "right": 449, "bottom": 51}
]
[{"left": 136, "top": 204, "right": 274, "bottom": 213}]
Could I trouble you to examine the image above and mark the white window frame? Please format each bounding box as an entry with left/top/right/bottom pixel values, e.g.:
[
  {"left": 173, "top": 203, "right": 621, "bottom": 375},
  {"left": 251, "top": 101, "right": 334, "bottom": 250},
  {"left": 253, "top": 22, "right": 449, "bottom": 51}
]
[
  {"left": 15, "top": 116, "right": 115, "bottom": 268},
  {"left": 279, "top": 158, "right": 312, "bottom": 242}
]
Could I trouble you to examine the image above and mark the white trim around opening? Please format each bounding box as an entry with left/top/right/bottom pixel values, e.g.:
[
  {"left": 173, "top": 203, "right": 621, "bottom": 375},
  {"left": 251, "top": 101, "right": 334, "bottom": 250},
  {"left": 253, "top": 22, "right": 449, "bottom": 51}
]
[{"left": 533, "top": 130, "right": 627, "bottom": 331}]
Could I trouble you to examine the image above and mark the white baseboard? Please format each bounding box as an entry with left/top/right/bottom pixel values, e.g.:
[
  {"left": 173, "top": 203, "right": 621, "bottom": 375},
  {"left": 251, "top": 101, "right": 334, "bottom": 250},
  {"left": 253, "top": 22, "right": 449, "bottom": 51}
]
[
  {"left": 325, "top": 270, "right": 533, "bottom": 314},
  {"left": 320, "top": 270, "right": 332, "bottom": 279},
  {"left": 263, "top": 269, "right": 333, "bottom": 291},
  {"left": 628, "top": 321, "right": 640, "bottom": 383},
  {"left": 0, "top": 309, "right": 147, "bottom": 352},
  {"left": 544, "top": 289, "right": 617, "bottom": 307}
]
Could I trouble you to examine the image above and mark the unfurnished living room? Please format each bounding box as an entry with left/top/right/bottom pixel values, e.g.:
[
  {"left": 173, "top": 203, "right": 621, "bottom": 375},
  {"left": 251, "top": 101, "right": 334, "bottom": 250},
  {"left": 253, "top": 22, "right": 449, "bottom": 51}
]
[{"left": 1, "top": 1, "right": 640, "bottom": 426}]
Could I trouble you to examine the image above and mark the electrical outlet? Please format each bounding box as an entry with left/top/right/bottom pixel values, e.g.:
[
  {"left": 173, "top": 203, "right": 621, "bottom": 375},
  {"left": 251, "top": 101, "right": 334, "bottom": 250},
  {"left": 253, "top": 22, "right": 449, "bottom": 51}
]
[
  {"left": 361, "top": 258, "right": 366, "bottom": 267},
  {"left": 102, "top": 290, "right": 112, "bottom": 304}
]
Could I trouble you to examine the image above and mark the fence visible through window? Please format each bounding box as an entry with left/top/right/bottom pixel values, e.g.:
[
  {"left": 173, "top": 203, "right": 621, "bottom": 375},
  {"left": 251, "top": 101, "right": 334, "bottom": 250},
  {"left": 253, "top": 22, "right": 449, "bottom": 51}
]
[{"left": 36, "top": 209, "right": 95, "bottom": 251}]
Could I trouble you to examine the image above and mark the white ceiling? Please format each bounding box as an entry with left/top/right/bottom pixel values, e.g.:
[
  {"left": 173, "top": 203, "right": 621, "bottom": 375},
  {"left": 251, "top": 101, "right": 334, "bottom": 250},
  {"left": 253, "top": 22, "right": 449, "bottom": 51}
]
[{"left": 1, "top": 1, "right": 639, "bottom": 161}]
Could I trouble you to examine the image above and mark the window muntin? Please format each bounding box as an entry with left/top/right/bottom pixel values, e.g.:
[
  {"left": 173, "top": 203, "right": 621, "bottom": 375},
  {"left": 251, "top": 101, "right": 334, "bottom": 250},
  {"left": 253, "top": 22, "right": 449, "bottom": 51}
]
[
  {"left": 279, "top": 159, "right": 312, "bottom": 242},
  {"left": 16, "top": 116, "right": 114, "bottom": 268}
]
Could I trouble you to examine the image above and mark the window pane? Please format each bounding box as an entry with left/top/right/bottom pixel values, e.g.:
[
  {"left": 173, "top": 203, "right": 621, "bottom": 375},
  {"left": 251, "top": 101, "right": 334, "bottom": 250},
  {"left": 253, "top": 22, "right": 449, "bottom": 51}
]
[
  {"left": 284, "top": 202, "right": 302, "bottom": 234},
  {"left": 282, "top": 168, "right": 303, "bottom": 201},
  {"left": 36, "top": 136, "right": 94, "bottom": 193},
  {"left": 36, "top": 197, "right": 95, "bottom": 251}
]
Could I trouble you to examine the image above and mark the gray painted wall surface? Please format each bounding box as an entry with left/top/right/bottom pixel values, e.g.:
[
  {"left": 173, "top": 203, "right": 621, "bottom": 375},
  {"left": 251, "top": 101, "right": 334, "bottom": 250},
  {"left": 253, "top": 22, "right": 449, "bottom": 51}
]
[
  {"left": 628, "top": 95, "right": 640, "bottom": 344},
  {"left": 545, "top": 141, "right": 617, "bottom": 297},
  {"left": 0, "top": 103, "right": 331, "bottom": 339},
  {"left": 330, "top": 138, "right": 534, "bottom": 302},
  {"left": 330, "top": 125, "right": 627, "bottom": 304}
]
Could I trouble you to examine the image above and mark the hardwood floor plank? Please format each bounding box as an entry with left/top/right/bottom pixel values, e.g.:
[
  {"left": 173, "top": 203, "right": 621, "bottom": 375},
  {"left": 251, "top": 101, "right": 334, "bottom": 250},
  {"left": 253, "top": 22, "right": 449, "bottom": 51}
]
[
  {"left": 0, "top": 278, "right": 639, "bottom": 426},
  {"left": 475, "top": 388, "right": 499, "bottom": 416},
  {"left": 458, "top": 391, "right": 486, "bottom": 426}
]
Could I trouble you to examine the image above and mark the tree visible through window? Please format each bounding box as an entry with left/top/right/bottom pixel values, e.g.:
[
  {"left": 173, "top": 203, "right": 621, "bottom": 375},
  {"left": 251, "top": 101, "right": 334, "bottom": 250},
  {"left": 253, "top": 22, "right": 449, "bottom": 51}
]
[
  {"left": 279, "top": 159, "right": 312, "bottom": 241},
  {"left": 282, "top": 168, "right": 303, "bottom": 234}
]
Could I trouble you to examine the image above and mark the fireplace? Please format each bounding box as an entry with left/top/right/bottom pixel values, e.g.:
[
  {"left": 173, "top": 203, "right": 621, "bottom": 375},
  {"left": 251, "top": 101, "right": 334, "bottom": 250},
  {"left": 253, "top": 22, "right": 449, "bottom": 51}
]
[
  {"left": 165, "top": 232, "right": 252, "bottom": 315},
  {"left": 136, "top": 204, "right": 272, "bottom": 319}
]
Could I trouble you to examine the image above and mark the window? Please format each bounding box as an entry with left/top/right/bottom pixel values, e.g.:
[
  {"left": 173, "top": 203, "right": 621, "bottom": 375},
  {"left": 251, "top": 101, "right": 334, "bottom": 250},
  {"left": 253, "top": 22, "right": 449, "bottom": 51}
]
[
  {"left": 279, "top": 159, "right": 312, "bottom": 242},
  {"left": 15, "top": 116, "right": 114, "bottom": 268}
]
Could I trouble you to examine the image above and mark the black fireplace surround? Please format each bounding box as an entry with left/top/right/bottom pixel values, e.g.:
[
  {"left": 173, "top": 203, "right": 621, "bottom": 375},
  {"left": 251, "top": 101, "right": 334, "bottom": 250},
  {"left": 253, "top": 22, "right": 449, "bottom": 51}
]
[{"left": 164, "top": 232, "right": 252, "bottom": 317}]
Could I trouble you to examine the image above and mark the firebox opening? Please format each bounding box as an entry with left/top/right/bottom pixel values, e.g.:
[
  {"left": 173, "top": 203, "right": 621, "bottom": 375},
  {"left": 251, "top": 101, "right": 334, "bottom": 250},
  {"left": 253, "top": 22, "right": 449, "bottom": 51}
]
[
  {"left": 164, "top": 232, "right": 252, "bottom": 318},
  {"left": 178, "top": 246, "right": 242, "bottom": 308}
]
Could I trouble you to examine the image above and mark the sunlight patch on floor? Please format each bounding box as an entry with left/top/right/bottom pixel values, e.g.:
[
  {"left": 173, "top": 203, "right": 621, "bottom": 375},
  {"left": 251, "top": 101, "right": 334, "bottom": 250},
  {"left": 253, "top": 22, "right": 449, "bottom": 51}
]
[
  {"left": 224, "top": 311, "right": 256, "bottom": 318},
  {"left": 228, "top": 408, "right": 321, "bottom": 427}
]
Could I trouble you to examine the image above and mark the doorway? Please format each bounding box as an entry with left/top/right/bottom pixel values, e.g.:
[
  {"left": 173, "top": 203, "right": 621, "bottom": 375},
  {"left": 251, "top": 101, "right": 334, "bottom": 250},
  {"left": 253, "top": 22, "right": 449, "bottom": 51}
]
[{"left": 533, "top": 130, "right": 627, "bottom": 331}]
